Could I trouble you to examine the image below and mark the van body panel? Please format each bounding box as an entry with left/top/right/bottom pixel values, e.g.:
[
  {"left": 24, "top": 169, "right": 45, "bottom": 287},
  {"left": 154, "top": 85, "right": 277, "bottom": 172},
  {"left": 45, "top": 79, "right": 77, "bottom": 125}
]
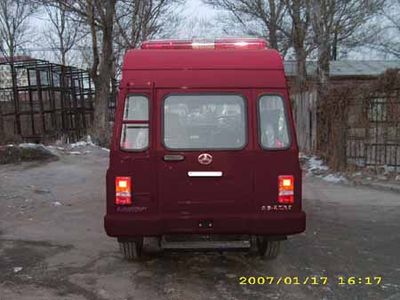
[
  {"left": 105, "top": 212, "right": 306, "bottom": 236},
  {"left": 156, "top": 89, "right": 254, "bottom": 218},
  {"left": 122, "top": 49, "right": 283, "bottom": 70},
  {"left": 121, "top": 70, "right": 286, "bottom": 89}
]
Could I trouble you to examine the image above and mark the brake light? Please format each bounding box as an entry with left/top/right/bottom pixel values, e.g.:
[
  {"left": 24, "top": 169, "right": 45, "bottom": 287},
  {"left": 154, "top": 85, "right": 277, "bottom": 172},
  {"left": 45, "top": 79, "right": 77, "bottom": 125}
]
[
  {"left": 278, "top": 175, "right": 294, "bottom": 204},
  {"left": 115, "top": 177, "right": 132, "bottom": 205},
  {"left": 140, "top": 38, "right": 267, "bottom": 50}
]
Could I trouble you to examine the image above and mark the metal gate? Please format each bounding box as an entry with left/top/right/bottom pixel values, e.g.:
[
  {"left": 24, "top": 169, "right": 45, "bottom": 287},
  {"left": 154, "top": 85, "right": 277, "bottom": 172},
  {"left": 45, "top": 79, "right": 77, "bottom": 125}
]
[{"left": 346, "top": 92, "right": 400, "bottom": 172}]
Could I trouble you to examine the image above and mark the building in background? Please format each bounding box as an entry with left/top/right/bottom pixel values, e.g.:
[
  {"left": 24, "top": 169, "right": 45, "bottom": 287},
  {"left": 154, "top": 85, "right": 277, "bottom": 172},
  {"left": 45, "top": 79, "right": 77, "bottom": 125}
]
[{"left": 285, "top": 60, "right": 400, "bottom": 171}]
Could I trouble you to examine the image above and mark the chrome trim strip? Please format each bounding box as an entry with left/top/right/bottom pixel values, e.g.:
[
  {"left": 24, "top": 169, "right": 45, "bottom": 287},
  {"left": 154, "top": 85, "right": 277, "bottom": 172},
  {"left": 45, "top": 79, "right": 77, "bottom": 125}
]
[{"left": 188, "top": 171, "right": 223, "bottom": 177}]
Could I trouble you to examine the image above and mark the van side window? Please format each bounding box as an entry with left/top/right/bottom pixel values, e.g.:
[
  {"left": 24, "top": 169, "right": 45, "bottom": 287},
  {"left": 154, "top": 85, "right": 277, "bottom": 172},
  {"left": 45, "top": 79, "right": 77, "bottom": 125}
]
[
  {"left": 120, "top": 95, "right": 149, "bottom": 151},
  {"left": 259, "top": 95, "right": 290, "bottom": 149}
]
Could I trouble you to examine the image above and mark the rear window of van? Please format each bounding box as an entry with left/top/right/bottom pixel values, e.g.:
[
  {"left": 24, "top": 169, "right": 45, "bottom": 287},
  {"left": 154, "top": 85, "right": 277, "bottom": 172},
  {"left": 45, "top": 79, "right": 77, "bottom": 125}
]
[
  {"left": 163, "top": 95, "right": 246, "bottom": 150},
  {"left": 259, "top": 95, "right": 290, "bottom": 149},
  {"left": 120, "top": 95, "right": 149, "bottom": 151}
]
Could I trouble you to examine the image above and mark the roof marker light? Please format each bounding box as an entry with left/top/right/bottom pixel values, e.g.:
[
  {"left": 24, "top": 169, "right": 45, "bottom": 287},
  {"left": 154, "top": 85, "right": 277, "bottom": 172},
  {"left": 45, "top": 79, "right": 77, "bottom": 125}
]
[
  {"left": 140, "top": 38, "right": 268, "bottom": 50},
  {"left": 141, "top": 39, "right": 193, "bottom": 50},
  {"left": 215, "top": 38, "right": 267, "bottom": 49}
]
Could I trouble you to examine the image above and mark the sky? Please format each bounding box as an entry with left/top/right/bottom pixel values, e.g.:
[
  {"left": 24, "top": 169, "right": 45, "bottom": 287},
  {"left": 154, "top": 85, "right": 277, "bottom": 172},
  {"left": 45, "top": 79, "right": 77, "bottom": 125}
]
[
  {"left": 183, "top": 0, "right": 217, "bottom": 18},
  {"left": 25, "top": 0, "right": 397, "bottom": 65},
  {"left": 176, "top": 0, "right": 226, "bottom": 39},
  {"left": 29, "top": 0, "right": 221, "bottom": 63},
  {"left": 176, "top": 0, "right": 391, "bottom": 59}
]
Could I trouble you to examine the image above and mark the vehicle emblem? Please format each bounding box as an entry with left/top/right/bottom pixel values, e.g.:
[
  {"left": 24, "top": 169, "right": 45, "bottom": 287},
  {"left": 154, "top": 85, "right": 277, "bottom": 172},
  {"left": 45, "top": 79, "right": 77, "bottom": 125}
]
[{"left": 198, "top": 153, "right": 213, "bottom": 165}]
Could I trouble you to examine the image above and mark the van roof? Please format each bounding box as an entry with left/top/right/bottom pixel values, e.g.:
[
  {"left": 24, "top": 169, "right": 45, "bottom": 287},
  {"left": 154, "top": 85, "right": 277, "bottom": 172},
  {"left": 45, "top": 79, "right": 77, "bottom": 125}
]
[{"left": 122, "top": 49, "right": 284, "bottom": 71}]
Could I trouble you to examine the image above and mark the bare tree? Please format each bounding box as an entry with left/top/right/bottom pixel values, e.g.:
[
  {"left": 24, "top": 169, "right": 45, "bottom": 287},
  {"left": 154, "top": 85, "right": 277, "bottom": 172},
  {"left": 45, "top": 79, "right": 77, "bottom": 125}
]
[
  {"left": 41, "top": 0, "right": 183, "bottom": 145},
  {"left": 42, "top": 0, "right": 117, "bottom": 145},
  {"left": 177, "top": 16, "right": 224, "bottom": 39},
  {"left": 0, "top": 0, "right": 36, "bottom": 136},
  {"left": 284, "top": 0, "right": 313, "bottom": 88},
  {"left": 115, "top": 0, "right": 183, "bottom": 49},
  {"left": 86, "top": 0, "right": 116, "bottom": 145},
  {"left": 0, "top": 0, "right": 35, "bottom": 60},
  {"left": 370, "top": 0, "right": 400, "bottom": 58},
  {"left": 203, "top": 0, "right": 313, "bottom": 87},
  {"left": 310, "top": 0, "right": 333, "bottom": 88},
  {"left": 42, "top": 3, "right": 82, "bottom": 65},
  {"left": 331, "top": 1, "right": 386, "bottom": 60},
  {"left": 310, "top": 0, "right": 383, "bottom": 151},
  {"left": 311, "top": 0, "right": 384, "bottom": 89},
  {"left": 111, "top": 0, "right": 183, "bottom": 83},
  {"left": 204, "top": 0, "right": 291, "bottom": 53}
]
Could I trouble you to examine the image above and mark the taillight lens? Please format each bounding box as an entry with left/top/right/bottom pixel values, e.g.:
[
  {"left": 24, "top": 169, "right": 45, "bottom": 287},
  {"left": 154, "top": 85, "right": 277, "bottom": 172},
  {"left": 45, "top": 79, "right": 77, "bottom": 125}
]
[
  {"left": 115, "top": 177, "right": 132, "bottom": 205},
  {"left": 278, "top": 175, "right": 294, "bottom": 204}
]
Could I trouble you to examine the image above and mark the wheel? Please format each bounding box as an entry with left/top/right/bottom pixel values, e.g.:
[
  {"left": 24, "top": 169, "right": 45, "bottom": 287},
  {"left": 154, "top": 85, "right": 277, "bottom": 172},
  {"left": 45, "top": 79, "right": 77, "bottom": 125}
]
[
  {"left": 119, "top": 238, "right": 143, "bottom": 261},
  {"left": 258, "top": 237, "right": 281, "bottom": 259},
  {"left": 250, "top": 236, "right": 281, "bottom": 259}
]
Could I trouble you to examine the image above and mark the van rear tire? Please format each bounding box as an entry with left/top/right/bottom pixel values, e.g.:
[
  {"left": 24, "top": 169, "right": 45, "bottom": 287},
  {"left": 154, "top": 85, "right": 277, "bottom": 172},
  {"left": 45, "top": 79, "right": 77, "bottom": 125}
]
[
  {"left": 119, "top": 238, "right": 143, "bottom": 261},
  {"left": 250, "top": 236, "right": 281, "bottom": 259},
  {"left": 260, "top": 239, "right": 280, "bottom": 259}
]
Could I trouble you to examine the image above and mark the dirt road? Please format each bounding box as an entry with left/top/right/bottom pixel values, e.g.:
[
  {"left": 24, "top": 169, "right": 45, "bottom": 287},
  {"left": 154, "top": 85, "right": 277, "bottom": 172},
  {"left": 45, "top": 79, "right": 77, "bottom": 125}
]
[{"left": 0, "top": 147, "right": 399, "bottom": 300}]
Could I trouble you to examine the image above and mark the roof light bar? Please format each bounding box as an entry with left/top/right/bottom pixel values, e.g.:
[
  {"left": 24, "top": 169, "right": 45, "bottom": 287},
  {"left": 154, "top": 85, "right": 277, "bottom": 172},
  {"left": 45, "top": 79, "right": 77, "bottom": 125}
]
[{"left": 140, "top": 38, "right": 268, "bottom": 50}]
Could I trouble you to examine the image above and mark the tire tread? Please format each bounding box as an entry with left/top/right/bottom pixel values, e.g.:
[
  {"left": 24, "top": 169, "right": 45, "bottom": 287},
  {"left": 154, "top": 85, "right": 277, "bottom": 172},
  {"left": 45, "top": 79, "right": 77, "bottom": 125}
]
[{"left": 119, "top": 239, "right": 143, "bottom": 260}]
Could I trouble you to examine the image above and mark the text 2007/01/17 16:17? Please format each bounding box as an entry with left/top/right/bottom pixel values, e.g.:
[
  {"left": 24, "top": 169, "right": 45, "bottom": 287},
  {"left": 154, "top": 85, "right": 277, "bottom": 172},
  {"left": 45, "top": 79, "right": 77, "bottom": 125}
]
[{"left": 238, "top": 276, "right": 383, "bottom": 286}]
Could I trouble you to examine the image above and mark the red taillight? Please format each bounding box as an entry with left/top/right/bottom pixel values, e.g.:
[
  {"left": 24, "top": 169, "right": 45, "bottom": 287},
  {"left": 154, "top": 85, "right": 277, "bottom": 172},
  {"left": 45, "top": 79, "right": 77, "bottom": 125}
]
[
  {"left": 278, "top": 175, "right": 294, "bottom": 204},
  {"left": 115, "top": 177, "right": 131, "bottom": 205},
  {"left": 140, "top": 38, "right": 267, "bottom": 50}
]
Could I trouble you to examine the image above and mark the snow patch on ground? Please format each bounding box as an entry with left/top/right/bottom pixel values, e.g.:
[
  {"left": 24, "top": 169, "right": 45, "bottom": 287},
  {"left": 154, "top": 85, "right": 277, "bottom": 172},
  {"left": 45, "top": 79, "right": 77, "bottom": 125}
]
[
  {"left": 308, "top": 156, "right": 329, "bottom": 173},
  {"left": 3, "top": 136, "right": 110, "bottom": 161},
  {"left": 69, "top": 135, "right": 96, "bottom": 148},
  {"left": 19, "top": 143, "right": 40, "bottom": 149},
  {"left": 322, "top": 174, "right": 347, "bottom": 183},
  {"left": 48, "top": 135, "right": 110, "bottom": 155},
  {"left": 65, "top": 135, "right": 109, "bottom": 154},
  {"left": 69, "top": 151, "right": 82, "bottom": 155},
  {"left": 301, "top": 153, "right": 347, "bottom": 184}
]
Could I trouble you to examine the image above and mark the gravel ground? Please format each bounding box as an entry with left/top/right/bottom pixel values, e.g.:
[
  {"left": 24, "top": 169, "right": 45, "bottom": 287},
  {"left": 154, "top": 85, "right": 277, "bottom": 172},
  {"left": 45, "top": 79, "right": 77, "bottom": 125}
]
[{"left": 0, "top": 147, "right": 399, "bottom": 300}]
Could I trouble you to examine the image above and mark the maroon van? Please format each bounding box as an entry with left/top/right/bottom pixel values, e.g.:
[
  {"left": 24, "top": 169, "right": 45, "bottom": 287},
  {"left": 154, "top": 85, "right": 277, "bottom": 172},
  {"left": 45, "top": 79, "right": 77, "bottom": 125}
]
[{"left": 104, "top": 38, "right": 306, "bottom": 260}]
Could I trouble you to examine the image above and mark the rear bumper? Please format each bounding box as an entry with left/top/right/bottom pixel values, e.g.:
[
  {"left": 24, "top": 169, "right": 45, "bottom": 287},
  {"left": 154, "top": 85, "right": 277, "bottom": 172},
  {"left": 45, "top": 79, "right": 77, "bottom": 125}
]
[{"left": 104, "top": 212, "right": 306, "bottom": 237}]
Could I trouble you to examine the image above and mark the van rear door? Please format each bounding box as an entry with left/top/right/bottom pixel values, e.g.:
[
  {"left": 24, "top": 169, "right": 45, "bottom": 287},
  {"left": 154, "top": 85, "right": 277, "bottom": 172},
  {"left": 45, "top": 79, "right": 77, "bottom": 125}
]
[{"left": 157, "top": 91, "right": 254, "bottom": 227}]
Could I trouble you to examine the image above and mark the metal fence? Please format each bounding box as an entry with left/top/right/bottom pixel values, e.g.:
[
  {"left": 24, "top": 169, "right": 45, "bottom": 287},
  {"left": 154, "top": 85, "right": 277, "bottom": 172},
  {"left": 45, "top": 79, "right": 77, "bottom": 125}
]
[
  {"left": 0, "top": 58, "right": 95, "bottom": 142},
  {"left": 346, "top": 91, "right": 400, "bottom": 172}
]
